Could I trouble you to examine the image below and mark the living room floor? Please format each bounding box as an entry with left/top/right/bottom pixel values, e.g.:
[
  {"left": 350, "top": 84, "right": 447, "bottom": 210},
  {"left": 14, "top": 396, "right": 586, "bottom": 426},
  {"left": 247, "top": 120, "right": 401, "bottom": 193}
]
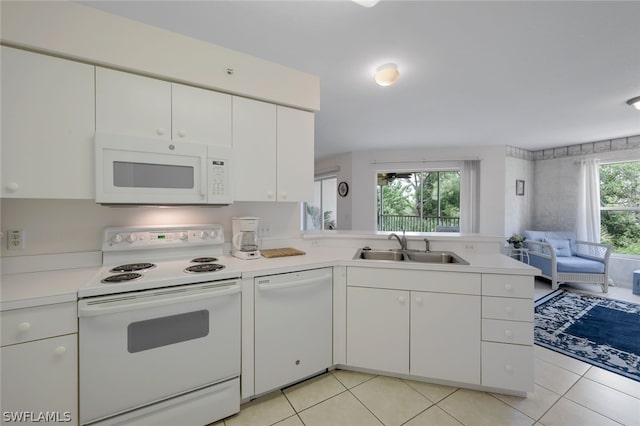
[{"left": 216, "top": 280, "right": 640, "bottom": 426}]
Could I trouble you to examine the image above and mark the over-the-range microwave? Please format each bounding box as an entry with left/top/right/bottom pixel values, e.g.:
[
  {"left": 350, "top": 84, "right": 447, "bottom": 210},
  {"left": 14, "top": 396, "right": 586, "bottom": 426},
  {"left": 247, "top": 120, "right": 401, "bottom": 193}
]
[{"left": 95, "top": 132, "right": 232, "bottom": 205}]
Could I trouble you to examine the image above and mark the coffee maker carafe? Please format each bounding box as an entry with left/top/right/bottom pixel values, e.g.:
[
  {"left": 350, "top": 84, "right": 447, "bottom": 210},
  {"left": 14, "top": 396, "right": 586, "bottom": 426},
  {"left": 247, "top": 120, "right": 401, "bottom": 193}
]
[{"left": 232, "top": 217, "right": 261, "bottom": 259}]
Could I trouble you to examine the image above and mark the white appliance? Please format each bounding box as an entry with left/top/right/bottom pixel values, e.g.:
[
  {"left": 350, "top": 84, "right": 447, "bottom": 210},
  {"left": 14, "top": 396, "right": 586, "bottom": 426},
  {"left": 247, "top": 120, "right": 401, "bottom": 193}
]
[
  {"left": 231, "top": 216, "right": 261, "bottom": 259},
  {"left": 78, "top": 225, "right": 241, "bottom": 426},
  {"left": 254, "top": 268, "right": 333, "bottom": 395},
  {"left": 95, "top": 132, "right": 232, "bottom": 205}
]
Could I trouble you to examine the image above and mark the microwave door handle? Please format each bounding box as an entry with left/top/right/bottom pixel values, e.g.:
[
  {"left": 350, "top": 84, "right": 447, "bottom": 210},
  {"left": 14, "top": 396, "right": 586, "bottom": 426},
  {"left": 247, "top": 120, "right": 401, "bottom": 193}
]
[
  {"left": 200, "top": 158, "right": 207, "bottom": 198},
  {"left": 78, "top": 283, "right": 240, "bottom": 317}
]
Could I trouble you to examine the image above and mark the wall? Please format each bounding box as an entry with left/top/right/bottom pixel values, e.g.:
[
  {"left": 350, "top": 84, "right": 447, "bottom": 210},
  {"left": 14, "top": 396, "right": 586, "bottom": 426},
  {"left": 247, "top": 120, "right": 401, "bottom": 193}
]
[
  {"left": 316, "top": 145, "right": 508, "bottom": 236},
  {"left": 0, "top": 1, "right": 319, "bottom": 111},
  {"left": 504, "top": 148, "right": 534, "bottom": 237},
  {"left": 0, "top": 199, "right": 301, "bottom": 257}
]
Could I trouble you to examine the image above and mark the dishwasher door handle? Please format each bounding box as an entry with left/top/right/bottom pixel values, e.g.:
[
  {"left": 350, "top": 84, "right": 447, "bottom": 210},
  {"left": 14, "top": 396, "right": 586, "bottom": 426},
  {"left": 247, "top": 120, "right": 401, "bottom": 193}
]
[{"left": 257, "top": 275, "right": 331, "bottom": 291}]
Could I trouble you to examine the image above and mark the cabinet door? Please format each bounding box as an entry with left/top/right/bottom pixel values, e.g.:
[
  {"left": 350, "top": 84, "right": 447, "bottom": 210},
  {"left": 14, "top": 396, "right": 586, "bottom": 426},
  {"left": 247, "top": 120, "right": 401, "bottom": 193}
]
[
  {"left": 232, "top": 97, "right": 276, "bottom": 201},
  {"left": 96, "top": 67, "right": 171, "bottom": 139},
  {"left": 172, "top": 83, "right": 232, "bottom": 145},
  {"left": 1, "top": 47, "right": 95, "bottom": 199},
  {"left": 410, "top": 291, "right": 480, "bottom": 384},
  {"left": 346, "top": 287, "right": 409, "bottom": 374},
  {"left": 1, "top": 334, "right": 78, "bottom": 425},
  {"left": 276, "top": 106, "right": 314, "bottom": 202}
]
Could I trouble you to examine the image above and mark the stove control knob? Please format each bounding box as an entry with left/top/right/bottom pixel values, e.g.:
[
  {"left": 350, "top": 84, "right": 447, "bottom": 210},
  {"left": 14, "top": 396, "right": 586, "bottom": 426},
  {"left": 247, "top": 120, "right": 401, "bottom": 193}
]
[
  {"left": 208, "top": 230, "right": 218, "bottom": 239},
  {"left": 198, "top": 231, "right": 208, "bottom": 240},
  {"left": 111, "top": 234, "right": 123, "bottom": 244},
  {"left": 178, "top": 232, "right": 188, "bottom": 241},
  {"left": 125, "top": 233, "right": 137, "bottom": 243}
]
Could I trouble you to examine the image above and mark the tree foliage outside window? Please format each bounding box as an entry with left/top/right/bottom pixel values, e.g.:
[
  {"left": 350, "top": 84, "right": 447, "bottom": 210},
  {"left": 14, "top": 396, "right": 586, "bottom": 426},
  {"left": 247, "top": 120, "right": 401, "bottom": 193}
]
[
  {"left": 600, "top": 161, "right": 640, "bottom": 255},
  {"left": 377, "top": 171, "right": 460, "bottom": 232}
]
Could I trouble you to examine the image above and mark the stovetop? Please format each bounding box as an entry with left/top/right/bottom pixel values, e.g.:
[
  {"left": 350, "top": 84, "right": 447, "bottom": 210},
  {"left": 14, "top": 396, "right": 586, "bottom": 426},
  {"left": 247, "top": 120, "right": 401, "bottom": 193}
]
[{"left": 78, "top": 225, "right": 242, "bottom": 298}]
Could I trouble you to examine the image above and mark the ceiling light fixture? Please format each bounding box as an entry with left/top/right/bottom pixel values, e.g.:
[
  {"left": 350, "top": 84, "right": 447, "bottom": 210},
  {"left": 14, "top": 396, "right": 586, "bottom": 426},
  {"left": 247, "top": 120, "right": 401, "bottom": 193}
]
[
  {"left": 626, "top": 96, "right": 640, "bottom": 110},
  {"left": 374, "top": 63, "right": 400, "bottom": 87},
  {"left": 353, "top": 0, "right": 380, "bottom": 7}
]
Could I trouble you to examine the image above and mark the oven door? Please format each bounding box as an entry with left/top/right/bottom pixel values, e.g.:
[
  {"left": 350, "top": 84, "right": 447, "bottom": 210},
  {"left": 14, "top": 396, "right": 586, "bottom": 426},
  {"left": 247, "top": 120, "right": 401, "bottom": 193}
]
[
  {"left": 78, "top": 280, "right": 240, "bottom": 425},
  {"left": 95, "top": 132, "right": 208, "bottom": 205}
]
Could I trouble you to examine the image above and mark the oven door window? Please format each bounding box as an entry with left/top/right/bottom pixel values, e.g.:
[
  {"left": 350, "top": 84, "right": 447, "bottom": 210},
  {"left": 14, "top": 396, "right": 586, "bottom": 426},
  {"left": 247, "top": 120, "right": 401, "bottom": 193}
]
[
  {"left": 127, "top": 310, "right": 209, "bottom": 353},
  {"left": 114, "top": 161, "right": 195, "bottom": 189}
]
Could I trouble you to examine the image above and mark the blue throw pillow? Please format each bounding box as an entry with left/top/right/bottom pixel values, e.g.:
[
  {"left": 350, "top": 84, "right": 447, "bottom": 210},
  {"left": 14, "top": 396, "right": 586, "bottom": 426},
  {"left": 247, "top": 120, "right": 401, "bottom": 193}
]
[{"left": 544, "top": 238, "right": 572, "bottom": 257}]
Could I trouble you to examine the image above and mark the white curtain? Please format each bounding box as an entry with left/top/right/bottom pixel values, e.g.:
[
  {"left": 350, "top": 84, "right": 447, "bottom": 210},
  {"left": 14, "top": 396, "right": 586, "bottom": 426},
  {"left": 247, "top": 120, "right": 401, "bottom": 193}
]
[
  {"left": 460, "top": 160, "right": 480, "bottom": 233},
  {"left": 576, "top": 159, "right": 601, "bottom": 242}
]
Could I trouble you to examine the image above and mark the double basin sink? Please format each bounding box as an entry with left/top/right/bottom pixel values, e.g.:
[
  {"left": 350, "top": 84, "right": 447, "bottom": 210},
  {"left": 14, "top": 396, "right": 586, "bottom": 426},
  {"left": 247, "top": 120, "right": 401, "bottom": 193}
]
[{"left": 353, "top": 247, "right": 469, "bottom": 265}]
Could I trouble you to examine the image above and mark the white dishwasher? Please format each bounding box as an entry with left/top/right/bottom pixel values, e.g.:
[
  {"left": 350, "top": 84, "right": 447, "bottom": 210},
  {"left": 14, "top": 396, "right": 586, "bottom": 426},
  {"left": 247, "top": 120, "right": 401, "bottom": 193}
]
[{"left": 254, "top": 267, "right": 333, "bottom": 395}]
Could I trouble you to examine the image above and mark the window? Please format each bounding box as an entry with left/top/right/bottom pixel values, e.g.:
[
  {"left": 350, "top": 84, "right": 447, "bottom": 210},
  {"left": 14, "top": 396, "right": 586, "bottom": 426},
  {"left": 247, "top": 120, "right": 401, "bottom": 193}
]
[
  {"left": 377, "top": 170, "right": 460, "bottom": 232},
  {"left": 302, "top": 177, "right": 337, "bottom": 230},
  {"left": 600, "top": 161, "right": 640, "bottom": 255}
]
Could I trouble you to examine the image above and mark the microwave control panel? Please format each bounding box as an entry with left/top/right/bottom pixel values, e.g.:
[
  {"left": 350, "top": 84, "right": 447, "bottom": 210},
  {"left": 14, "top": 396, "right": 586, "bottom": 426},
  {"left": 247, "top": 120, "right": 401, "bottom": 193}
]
[{"left": 208, "top": 158, "right": 232, "bottom": 204}]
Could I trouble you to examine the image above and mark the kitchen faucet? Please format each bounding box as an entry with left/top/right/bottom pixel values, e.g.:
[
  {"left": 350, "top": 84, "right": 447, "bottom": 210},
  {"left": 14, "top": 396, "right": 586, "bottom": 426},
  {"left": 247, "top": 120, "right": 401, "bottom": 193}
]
[{"left": 388, "top": 230, "right": 407, "bottom": 251}]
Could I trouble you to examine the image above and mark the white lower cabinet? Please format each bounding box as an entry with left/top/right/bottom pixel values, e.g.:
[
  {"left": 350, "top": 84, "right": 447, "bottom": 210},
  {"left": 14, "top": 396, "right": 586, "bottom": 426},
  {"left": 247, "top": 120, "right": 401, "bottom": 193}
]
[
  {"left": 254, "top": 268, "right": 333, "bottom": 395},
  {"left": 346, "top": 287, "right": 409, "bottom": 374},
  {"left": 345, "top": 268, "right": 533, "bottom": 394},
  {"left": 1, "top": 334, "right": 77, "bottom": 426},
  {"left": 410, "top": 292, "right": 480, "bottom": 384}
]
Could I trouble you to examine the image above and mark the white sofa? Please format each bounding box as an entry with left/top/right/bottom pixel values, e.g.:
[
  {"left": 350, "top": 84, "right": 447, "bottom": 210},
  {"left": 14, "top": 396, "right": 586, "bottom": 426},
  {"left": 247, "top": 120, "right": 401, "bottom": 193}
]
[{"left": 522, "top": 230, "right": 613, "bottom": 293}]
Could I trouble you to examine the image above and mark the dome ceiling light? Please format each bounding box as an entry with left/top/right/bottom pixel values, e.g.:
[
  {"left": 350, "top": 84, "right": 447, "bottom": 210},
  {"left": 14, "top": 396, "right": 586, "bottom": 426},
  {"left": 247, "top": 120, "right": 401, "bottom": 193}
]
[
  {"left": 374, "top": 63, "right": 400, "bottom": 87},
  {"left": 353, "top": 0, "right": 380, "bottom": 7},
  {"left": 626, "top": 96, "right": 640, "bottom": 110}
]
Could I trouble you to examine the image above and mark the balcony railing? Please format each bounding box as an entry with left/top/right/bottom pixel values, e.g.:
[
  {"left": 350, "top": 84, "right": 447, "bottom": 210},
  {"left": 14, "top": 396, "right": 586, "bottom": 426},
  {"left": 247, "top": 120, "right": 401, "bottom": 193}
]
[{"left": 378, "top": 215, "right": 460, "bottom": 232}]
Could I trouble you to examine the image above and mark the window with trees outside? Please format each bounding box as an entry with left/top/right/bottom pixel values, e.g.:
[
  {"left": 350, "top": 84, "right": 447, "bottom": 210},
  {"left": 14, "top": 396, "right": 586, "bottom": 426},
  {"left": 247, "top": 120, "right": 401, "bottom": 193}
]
[
  {"left": 600, "top": 161, "right": 640, "bottom": 255},
  {"left": 377, "top": 170, "right": 460, "bottom": 232},
  {"left": 302, "top": 177, "right": 337, "bottom": 230}
]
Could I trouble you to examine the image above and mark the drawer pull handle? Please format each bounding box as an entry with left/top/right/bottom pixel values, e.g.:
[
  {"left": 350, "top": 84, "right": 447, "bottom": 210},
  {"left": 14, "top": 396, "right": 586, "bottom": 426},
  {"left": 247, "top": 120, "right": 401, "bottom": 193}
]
[
  {"left": 504, "top": 283, "right": 513, "bottom": 291},
  {"left": 415, "top": 296, "right": 423, "bottom": 304},
  {"left": 177, "top": 129, "right": 187, "bottom": 138},
  {"left": 54, "top": 346, "right": 66, "bottom": 355},
  {"left": 17, "top": 322, "right": 31, "bottom": 332},
  {"left": 397, "top": 296, "right": 406, "bottom": 303},
  {"left": 504, "top": 364, "right": 513, "bottom": 372},
  {"left": 156, "top": 127, "right": 166, "bottom": 136},
  {"left": 504, "top": 306, "right": 513, "bottom": 314},
  {"left": 504, "top": 330, "right": 513, "bottom": 338}
]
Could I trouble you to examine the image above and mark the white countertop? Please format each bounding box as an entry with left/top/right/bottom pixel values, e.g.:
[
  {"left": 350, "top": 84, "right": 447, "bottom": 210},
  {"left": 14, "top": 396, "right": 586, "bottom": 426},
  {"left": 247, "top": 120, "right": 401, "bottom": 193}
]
[{"left": 1, "top": 242, "right": 538, "bottom": 311}]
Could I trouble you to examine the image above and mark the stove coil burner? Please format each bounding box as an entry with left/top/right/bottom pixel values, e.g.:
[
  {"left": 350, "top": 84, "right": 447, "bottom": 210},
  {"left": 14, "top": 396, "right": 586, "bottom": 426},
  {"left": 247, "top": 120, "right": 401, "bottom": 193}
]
[
  {"left": 184, "top": 264, "right": 225, "bottom": 273},
  {"left": 101, "top": 273, "right": 143, "bottom": 283},
  {"left": 109, "top": 262, "right": 156, "bottom": 273},
  {"left": 191, "top": 257, "right": 218, "bottom": 263}
]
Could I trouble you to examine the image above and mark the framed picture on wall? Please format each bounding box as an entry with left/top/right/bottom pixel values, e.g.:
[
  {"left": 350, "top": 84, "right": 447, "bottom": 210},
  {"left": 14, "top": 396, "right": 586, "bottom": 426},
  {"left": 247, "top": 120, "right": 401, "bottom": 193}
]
[{"left": 516, "top": 179, "right": 525, "bottom": 196}]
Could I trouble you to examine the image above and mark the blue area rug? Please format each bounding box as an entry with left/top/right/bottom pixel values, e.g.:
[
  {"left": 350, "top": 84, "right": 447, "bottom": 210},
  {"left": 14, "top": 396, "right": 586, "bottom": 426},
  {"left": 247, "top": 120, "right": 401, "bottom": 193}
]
[{"left": 534, "top": 290, "right": 640, "bottom": 382}]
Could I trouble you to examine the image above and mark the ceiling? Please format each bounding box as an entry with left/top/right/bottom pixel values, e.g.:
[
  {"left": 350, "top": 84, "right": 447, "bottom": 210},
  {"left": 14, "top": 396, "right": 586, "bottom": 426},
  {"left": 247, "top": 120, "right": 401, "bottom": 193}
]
[{"left": 80, "top": 1, "right": 640, "bottom": 159}]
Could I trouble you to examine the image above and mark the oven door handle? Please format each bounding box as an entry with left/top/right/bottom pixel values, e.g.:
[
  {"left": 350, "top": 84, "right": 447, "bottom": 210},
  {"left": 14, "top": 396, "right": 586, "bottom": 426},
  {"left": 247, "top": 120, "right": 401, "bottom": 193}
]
[
  {"left": 257, "top": 275, "right": 330, "bottom": 292},
  {"left": 78, "top": 283, "right": 240, "bottom": 317}
]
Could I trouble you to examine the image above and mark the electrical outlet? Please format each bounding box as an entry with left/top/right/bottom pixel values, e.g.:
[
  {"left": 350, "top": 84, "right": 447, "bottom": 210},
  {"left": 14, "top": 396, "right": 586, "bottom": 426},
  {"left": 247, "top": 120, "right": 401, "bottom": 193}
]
[{"left": 7, "top": 230, "right": 25, "bottom": 250}]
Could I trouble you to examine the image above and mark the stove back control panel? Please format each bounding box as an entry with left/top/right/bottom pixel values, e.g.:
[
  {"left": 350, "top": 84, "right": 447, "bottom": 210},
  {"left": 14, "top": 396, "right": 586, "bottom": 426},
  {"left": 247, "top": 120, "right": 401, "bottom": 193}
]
[{"left": 102, "top": 225, "right": 225, "bottom": 251}]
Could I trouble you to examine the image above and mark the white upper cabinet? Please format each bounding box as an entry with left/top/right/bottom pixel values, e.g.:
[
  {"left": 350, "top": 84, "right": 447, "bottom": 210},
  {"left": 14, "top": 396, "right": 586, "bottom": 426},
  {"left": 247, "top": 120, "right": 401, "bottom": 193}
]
[
  {"left": 1, "top": 46, "right": 95, "bottom": 199},
  {"left": 232, "top": 97, "right": 277, "bottom": 201},
  {"left": 276, "top": 106, "right": 314, "bottom": 202},
  {"left": 96, "top": 67, "right": 171, "bottom": 139},
  {"left": 232, "top": 97, "right": 314, "bottom": 202},
  {"left": 172, "top": 83, "right": 232, "bottom": 145},
  {"left": 96, "top": 68, "right": 232, "bottom": 145}
]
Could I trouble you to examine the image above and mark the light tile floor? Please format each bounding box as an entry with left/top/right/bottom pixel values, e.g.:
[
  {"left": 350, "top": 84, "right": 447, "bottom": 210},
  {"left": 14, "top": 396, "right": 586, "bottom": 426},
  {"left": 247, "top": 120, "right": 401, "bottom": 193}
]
[{"left": 215, "top": 280, "right": 640, "bottom": 426}]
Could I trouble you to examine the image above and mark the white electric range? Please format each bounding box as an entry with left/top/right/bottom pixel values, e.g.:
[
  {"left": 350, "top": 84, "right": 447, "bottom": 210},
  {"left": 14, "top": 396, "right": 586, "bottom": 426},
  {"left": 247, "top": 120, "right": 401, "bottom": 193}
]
[{"left": 78, "top": 225, "right": 241, "bottom": 426}]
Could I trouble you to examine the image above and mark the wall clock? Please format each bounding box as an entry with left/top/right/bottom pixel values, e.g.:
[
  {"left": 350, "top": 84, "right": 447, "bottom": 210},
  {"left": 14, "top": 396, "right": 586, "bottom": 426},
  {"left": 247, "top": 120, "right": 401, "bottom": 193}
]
[{"left": 338, "top": 181, "right": 349, "bottom": 197}]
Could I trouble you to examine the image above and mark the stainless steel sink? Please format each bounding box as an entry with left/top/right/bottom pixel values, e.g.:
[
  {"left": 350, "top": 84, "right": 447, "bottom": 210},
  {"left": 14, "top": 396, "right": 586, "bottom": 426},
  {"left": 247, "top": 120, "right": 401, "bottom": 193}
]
[{"left": 353, "top": 248, "right": 468, "bottom": 265}]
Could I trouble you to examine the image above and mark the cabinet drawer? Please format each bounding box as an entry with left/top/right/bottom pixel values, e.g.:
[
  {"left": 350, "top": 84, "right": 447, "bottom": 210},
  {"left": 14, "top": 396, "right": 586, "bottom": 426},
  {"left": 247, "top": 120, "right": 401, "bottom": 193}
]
[
  {"left": 1, "top": 302, "right": 77, "bottom": 346},
  {"left": 482, "top": 274, "right": 533, "bottom": 298},
  {"left": 482, "top": 319, "right": 532, "bottom": 345},
  {"left": 482, "top": 342, "right": 533, "bottom": 392},
  {"left": 482, "top": 297, "right": 532, "bottom": 322}
]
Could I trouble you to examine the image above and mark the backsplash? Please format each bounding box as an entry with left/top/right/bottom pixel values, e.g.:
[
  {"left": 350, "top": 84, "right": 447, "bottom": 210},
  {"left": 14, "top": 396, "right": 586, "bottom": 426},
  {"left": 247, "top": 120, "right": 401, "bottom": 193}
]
[{"left": 0, "top": 199, "right": 302, "bottom": 257}]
